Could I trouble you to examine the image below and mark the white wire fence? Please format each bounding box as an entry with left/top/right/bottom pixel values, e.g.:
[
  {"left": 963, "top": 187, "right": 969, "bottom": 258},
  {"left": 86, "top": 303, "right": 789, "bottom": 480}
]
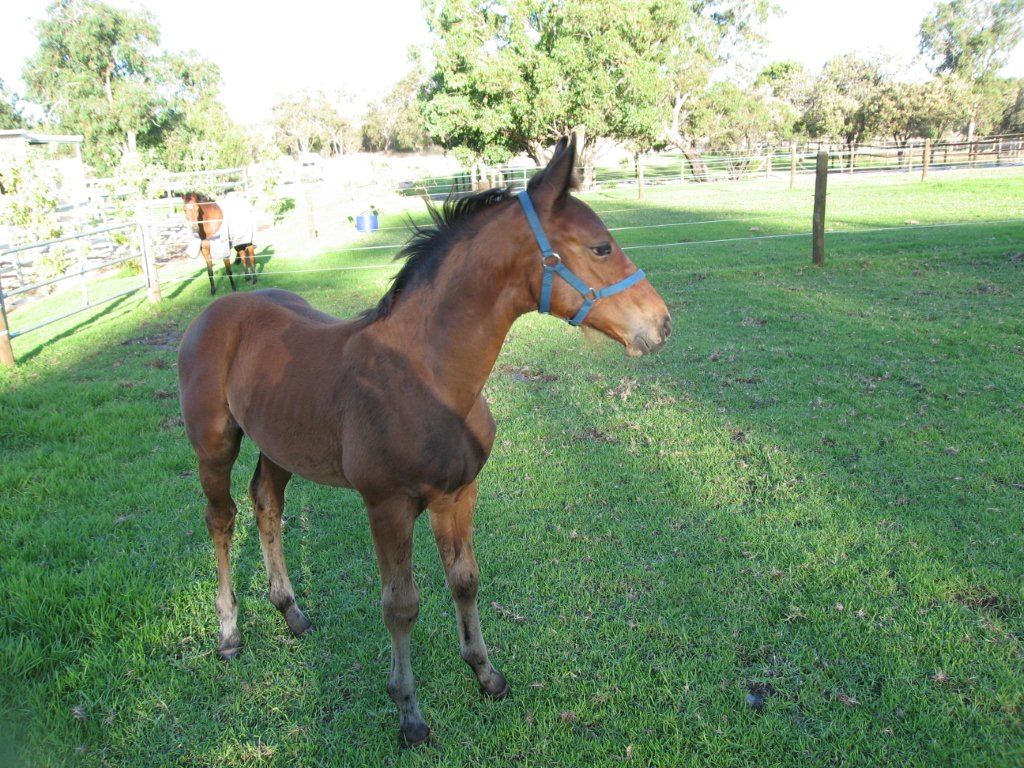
[
  {"left": 398, "top": 134, "right": 1024, "bottom": 198},
  {"left": 3, "top": 136, "right": 1022, "bottom": 364}
]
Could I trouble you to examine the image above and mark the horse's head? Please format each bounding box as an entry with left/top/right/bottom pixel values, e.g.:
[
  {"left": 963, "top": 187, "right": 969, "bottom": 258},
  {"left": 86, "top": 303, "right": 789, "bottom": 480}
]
[
  {"left": 182, "top": 191, "right": 201, "bottom": 225},
  {"left": 522, "top": 135, "right": 671, "bottom": 357},
  {"left": 182, "top": 191, "right": 216, "bottom": 226}
]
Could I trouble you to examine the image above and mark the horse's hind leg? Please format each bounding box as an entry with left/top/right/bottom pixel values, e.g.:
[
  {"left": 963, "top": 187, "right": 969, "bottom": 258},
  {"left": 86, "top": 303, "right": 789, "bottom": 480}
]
[
  {"left": 194, "top": 423, "right": 244, "bottom": 658},
  {"left": 247, "top": 246, "right": 257, "bottom": 284},
  {"left": 249, "top": 454, "right": 311, "bottom": 637},
  {"left": 238, "top": 245, "right": 256, "bottom": 284},
  {"left": 223, "top": 257, "right": 237, "bottom": 291},
  {"left": 367, "top": 495, "right": 430, "bottom": 746},
  {"left": 428, "top": 482, "right": 508, "bottom": 700}
]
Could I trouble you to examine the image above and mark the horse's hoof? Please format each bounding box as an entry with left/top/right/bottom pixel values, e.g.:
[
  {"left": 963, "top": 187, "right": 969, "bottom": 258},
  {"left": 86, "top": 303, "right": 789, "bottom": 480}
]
[
  {"left": 218, "top": 643, "right": 242, "bottom": 661},
  {"left": 480, "top": 671, "right": 510, "bottom": 700},
  {"left": 398, "top": 720, "right": 431, "bottom": 748},
  {"left": 285, "top": 607, "right": 313, "bottom": 637}
]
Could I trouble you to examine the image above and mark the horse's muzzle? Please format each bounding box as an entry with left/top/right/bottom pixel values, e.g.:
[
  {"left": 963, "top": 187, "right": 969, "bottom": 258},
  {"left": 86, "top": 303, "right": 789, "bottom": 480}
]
[{"left": 626, "top": 314, "right": 671, "bottom": 357}]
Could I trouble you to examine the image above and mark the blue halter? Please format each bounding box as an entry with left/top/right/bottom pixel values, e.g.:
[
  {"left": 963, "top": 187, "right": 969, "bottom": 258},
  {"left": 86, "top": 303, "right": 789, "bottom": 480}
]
[{"left": 517, "top": 190, "right": 646, "bottom": 327}]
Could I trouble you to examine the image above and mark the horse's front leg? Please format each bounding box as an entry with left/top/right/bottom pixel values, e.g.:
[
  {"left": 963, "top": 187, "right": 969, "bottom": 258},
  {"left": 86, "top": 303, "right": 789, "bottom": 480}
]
[
  {"left": 201, "top": 241, "right": 216, "bottom": 295},
  {"left": 367, "top": 495, "right": 430, "bottom": 746},
  {"left": 428, "top": 482, "right": 509, "bottom": 700}
]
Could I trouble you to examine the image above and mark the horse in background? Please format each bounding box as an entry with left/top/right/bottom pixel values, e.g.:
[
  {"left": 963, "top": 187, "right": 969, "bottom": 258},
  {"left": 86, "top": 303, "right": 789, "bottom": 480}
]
[{"left": 182, "top": 191, "right": 258, "bottom": 295}]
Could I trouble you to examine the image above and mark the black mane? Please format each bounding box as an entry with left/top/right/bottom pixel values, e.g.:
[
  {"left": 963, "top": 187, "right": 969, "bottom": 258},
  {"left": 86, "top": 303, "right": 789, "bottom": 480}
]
[{"left": 368, "top": 187, "right": 516, "bottom": 318}]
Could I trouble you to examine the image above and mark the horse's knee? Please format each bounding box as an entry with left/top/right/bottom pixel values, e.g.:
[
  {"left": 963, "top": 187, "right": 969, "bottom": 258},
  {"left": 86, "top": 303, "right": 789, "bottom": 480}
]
[
  {"left": 447, "top": 562, "right": 479, "bottom": 604},
  {"left": 382, "top": 582, "right": 420, "bottom": 631},
  {"left": 204, "top": 503, "right": 237, "bottom": 535}
]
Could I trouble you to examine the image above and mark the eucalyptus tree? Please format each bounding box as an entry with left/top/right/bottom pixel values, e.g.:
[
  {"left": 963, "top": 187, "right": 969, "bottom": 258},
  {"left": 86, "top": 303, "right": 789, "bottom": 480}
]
[
  {"left": 919, "top": 0, "right": 1024, "bottom": 137},
  {"left": 22, "top": 0, "right": 233, "bottom": 174},
  {"left": 0, "top": 79, "right": 25, "bottom": 129},
  {"left": 799, "top": 54, "right": 889, "bottom": 153},
  {"left": 420, "top": 0, "right": 769, "bottom": 185}
]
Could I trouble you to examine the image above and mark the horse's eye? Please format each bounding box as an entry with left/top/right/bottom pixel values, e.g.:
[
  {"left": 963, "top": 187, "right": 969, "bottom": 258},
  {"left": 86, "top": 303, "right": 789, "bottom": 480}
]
[{"left": 590, "top": 243, "right": 612, "bottom": 258}]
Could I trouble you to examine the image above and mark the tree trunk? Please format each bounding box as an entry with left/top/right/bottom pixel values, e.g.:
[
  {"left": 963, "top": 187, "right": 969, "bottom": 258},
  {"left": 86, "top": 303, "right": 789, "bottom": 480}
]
[
  {"left": 680, "top": 145, "right": 709, "bottom": 182},
  {"left": 666, "top": 92, "right": 709, "bottom": 182}
]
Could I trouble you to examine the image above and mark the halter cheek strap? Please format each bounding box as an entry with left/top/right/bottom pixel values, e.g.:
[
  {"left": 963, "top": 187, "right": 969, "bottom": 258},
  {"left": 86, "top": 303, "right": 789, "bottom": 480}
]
[{"left": 517, "top": 190, "right": 645, "bottom": 327}]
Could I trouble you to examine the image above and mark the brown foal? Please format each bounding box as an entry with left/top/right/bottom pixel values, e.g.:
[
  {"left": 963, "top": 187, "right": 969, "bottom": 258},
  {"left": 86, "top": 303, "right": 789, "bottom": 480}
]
[{"left": 177, "top": 136, "right": 671, "bottom": 745}]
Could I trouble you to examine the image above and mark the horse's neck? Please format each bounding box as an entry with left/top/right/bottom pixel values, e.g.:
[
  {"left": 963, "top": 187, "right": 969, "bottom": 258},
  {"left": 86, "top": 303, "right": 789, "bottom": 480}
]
[
  {"left": 374, "top": 240, "right": 535, "bottom": 415},
  {"left": 200, "top": 203, "right": 222, "bottom": 235}
]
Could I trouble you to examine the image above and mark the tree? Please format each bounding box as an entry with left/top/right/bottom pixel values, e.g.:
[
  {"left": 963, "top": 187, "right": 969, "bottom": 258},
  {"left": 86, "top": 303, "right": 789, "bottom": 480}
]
[
  {"left": 998, "top": 77, "right": 1024, "bottom": 131},
  {"left": 919, "top": 0, "right": 1024, "bottom": 136},
  {"left": 662, "top": 1, "right": 775, "bottom": 180},
  {"left": 681, "top": 81, "right": 793, "bottom": 178},
  {"left": 151, "top": 50, "right": 251, "bottom": 172},
  {"left": 270, "top": 91, "right": 350, "bottom": 158},
  {"left": 868, "top": 79, "right": 971, "bottom": 165},
  {"left": 23, "top": 0, "right": 163, "bottom": 171},
  {"left": 799, "top": 54, "right": 888, "bottom": 151},
  {"left": 420, "top": 0, "right": 734, "bottom": 184},
  {"left": 21, "top": 0, "right": 240, "bottom": 174},
  {"left": 688, "top": 82, "right": 792, "bottom": 150},
  {"left": 0, "top": 148, "right": 64, "bottom": 245},
  {"left": 0, "top": 79, "right": 25, "bottom": 129},
  {"left": 363, "top": 65, "right": 429, "bottom": 153},
  {"left": 756, "top": 60, "right": 813, "bottom": 108},
  {"left": 919, "top": 0, "right": 1024, "bottom": 79}
]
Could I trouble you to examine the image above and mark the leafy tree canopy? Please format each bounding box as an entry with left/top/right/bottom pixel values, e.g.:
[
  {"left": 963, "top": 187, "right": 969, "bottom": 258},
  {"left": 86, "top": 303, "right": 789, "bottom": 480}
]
[
  {"left": 0, "top": 79, "right": 26, "bottom": 129},
  {"left": 271, "top": 90, "right": 350, "bottom": 158},
  {"left": 420, "top": 0, "right": 769, "bottom": 172},
  {"left": 21, "top": 0, "right": 239, "bottom": 174},
  {"left": 919, "top": 0, "right": 1024, "bottom": 80}
]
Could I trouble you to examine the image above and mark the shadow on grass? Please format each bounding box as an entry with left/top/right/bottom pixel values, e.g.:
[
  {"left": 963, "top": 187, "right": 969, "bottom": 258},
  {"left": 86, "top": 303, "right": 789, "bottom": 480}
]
[{"left": 2, "top": 185, "right": 1022, "bottom": 765}]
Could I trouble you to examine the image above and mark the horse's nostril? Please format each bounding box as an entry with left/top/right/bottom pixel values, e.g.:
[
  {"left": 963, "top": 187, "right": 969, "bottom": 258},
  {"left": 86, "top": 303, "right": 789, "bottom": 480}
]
[{"left": 662, "top": 315, "right": 673, "bottom": 338}]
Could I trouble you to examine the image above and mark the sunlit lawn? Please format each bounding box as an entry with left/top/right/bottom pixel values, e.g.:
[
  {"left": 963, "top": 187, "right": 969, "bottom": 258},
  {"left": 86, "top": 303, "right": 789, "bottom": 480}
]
[{"left": 1, "top": 172, "right": 1022, "bottom": 766}]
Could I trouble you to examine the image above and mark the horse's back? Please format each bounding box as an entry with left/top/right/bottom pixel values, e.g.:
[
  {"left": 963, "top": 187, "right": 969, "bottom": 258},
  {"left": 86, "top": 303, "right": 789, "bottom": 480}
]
[{"left": 178, "top": 289, "right": 340, "bottom": 400}]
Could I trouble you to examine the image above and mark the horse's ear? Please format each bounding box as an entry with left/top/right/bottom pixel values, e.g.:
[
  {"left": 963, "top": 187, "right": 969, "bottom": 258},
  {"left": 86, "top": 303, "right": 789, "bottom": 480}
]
[{"left": 528, "top": 134, "right": 578, "bottom": 208}]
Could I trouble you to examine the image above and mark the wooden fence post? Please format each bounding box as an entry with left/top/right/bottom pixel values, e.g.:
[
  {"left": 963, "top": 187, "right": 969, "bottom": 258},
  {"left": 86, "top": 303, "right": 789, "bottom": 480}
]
[
  {"left": 135, "top": 207, "right": 162, "bottom": 303},
  {"left": 0, "top": 274, "right": 14, "bottom": 366},
  {"left": 636, "top": 152, "right": 645, "bottom": 201},
  {"left": 921, "top": 138, "right": 931, "bottom": 182},
  {"left": 812, "top": 151, "right": 828, "bottom": 267}
]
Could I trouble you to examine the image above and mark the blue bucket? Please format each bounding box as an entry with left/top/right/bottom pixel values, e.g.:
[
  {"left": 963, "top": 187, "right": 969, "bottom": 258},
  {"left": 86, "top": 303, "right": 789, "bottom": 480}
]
[{"left": 355, "top": 213, "right": 378, "bottom": 232}]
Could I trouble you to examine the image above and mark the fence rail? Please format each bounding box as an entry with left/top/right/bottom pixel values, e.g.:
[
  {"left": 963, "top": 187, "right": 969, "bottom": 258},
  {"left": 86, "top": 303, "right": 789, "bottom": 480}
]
[
  {"left": 3, "top": 133, "right": 1023, "bottom": 365},
  {"left": 397, "top": 134, "right": 1024, "bottom": 197},
  {"left": 0, "top": 218, "right": 161, "bottom": 365}
]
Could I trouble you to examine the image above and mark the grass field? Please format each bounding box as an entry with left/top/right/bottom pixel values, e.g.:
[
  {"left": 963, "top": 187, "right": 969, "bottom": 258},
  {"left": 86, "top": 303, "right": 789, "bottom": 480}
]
[{"left": 1, "top": 172, "right": 1022, "bottom": 766}]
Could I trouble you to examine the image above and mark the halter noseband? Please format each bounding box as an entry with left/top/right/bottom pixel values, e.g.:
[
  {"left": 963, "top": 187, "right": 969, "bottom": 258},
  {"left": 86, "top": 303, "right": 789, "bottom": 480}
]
[{"left": 517, "top": 190, "right": 645, "bottom": 327}]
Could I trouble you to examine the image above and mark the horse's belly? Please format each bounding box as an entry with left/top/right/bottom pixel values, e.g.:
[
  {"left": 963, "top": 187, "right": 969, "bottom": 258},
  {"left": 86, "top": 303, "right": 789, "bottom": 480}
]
[{"left": 231, "top": 393, "right": 351, "bottom": 488}]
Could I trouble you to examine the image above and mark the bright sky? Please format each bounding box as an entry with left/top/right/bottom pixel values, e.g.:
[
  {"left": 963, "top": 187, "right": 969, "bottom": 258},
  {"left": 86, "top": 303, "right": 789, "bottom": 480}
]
[{"left": 1, "top": 0, "right": 1022, "bottom": 126}]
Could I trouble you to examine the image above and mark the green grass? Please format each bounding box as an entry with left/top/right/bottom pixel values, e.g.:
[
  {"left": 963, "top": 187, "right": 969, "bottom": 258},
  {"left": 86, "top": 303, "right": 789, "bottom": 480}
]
[{"left": 2, "top": 173, "right": 1023, "bottom": 767}]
